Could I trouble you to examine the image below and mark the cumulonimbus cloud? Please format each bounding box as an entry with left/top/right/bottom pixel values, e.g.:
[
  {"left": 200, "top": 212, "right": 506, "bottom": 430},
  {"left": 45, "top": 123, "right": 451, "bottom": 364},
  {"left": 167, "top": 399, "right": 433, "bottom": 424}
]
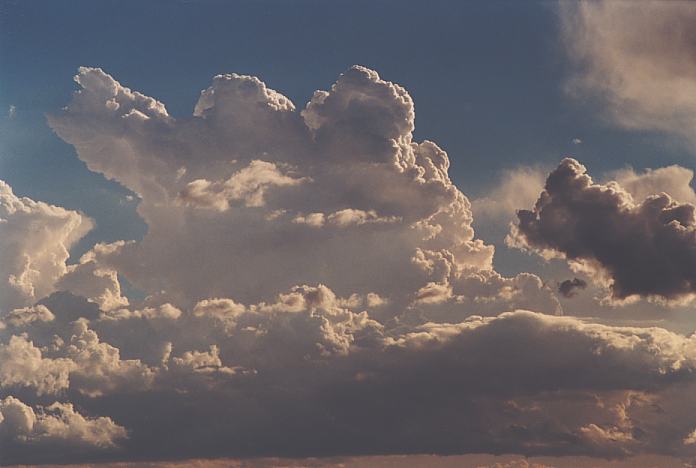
[
  {"left": 45, "top": 65, "right": 559, "bottom": 318},
  {"left": 4, "top": 67, "right": 696, "bottom": 463}
]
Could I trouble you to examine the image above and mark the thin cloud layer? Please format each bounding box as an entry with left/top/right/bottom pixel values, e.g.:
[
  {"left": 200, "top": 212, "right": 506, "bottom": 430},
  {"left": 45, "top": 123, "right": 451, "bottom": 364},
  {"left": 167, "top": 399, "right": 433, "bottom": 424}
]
[
  {"left": 511, "top": 158, "right": 696, "bottom": 303},
  {"left": 3, "top": 67, "right": 696, "bottom": 464}
]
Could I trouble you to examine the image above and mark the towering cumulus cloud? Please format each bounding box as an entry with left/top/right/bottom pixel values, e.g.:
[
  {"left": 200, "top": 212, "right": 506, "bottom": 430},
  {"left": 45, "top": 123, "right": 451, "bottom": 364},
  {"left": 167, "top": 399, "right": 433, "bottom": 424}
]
[
  {"left": 511, "top": 158, "right": 696, "bottom": 304},
  {"left": 47, "top": 65, "right": 558, "bottom": 315},
  {"left": 4, "top": 67, "right": 696, "bottom": 464},
  {"left": 0, "top": 181, "right": 92, "bottom": 312}
]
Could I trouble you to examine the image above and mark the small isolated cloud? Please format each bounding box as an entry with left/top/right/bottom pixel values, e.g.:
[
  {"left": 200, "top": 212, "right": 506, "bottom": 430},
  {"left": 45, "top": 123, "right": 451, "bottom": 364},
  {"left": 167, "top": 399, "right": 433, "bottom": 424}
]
[
  {"left": 510, "top": 158, "right": 696, "bottom": 304},
  {"left": 558, "top": 278, "right": 588, "bottom": 298},
  {"left": 560, "top": 1, "right": 696, "bottom": 147},
  {"left": 684, "top": 428, "right": 696, "bottom": 445},
  {"left": 7, "top": 105, "right": 16, "bottom": 119},
  {"left": 572, "top": 138, "right": 582, "bottom": 145}
]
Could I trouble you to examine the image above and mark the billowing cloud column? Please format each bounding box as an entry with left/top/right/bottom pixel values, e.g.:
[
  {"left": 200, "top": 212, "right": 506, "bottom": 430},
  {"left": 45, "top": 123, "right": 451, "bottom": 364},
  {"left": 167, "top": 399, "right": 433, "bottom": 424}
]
[
  {"left": 48, "top": 66, "right": 556, "bottom": 315},
  {"left": 511, "top": 158, "right": 696, "bottom": 304},
  {"left": 0, "top": 181, "right": 92, "bottom": 312}
]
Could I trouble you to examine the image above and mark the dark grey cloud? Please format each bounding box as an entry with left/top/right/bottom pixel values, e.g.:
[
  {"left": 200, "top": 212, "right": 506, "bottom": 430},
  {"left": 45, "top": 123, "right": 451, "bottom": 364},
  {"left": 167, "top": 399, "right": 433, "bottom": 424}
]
[
  {"left": 511, "top": 158, "right": 696, "bottom": 304},
  {"left": 559, "top": 278, "right": 588, "bottom": 298}
]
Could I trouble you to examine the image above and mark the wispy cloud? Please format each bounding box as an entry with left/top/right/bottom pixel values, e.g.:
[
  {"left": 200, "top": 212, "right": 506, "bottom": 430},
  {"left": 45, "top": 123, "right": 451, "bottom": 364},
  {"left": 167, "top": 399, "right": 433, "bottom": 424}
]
[{"left": 561, "top": 1, "right": 696, "bottom": 148}]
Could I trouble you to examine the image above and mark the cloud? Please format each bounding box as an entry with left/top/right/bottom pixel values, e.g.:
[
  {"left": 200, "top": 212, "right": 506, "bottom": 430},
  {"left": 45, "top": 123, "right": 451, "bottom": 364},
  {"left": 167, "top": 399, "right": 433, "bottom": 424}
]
[
  {"left": 558, "top": 278, "right": 587, "bottom": 299},
  {"left": 55, "top": 243, "right": 129, "bottom": 312},
  {"left": 0, "top": 395, "right": 127, "bottom": 461},
  {"left": 0, "top": 304, "right": 55, "bottom": 328},
  {"left": 169, "top": 344, "right": 230, "bottom": 374},
  {"left": 384, "top": 311, "right": 696, "bottom": 390},
  {"left": 609, "top": 165, "right": 696, "bottom": 205},
  {"left": 63, "top": 320, "right": 155, "bottom": 397},
  {"left": 5, "top": 304, "right": 696, "bottom": 462},
  {"left": 0, "top": 334, "right": 74, "bottom": 395},
  {"left": 510, "top": 158, "right": 696, "bottom": 304},
  {"left": 46, "top": 65, "right": 559, "bottom": 319},
  {"left": 0, "top": 319, "right": 153, "bottom": 398},
  {"left": 684, "top": 428, "right": 696, "bottom": 445},
  {"left": 0, "top": 181, "right": 93, "bottom": 312},
  {"left": 177, "top": 160, "right": 307, "bottom": 211},
  {"left": 4, "top": 66, "right": 696, "bottom": 463},
  {"left": 560, "top": 1, "right": 696, "bottom": 146},
  {"left": 471, "top": 166, "right": 547, "bottom": 226}
]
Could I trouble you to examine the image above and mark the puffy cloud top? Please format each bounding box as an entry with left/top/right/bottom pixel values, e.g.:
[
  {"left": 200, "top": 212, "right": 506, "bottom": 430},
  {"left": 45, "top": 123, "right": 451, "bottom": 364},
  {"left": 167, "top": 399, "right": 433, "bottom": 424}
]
[
  {"left": 0, "top": 395, "right": 127, "bottom": 461},
  {"left": 47, "top": 66, "right": 502, "bottom": 308},
  {"left": 511, "top": 158, "right": 696, "bottom": 303},
  {"left": 6, "top": 65, "right": 696, "bottom": 464},
  {"left": 0, "top": 181, "right": 92, "bottom": 312}
]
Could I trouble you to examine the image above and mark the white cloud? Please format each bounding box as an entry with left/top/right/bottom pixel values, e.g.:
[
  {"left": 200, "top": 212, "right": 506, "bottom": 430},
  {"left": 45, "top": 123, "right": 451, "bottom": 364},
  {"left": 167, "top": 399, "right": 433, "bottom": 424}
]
[
  {"left": 0, "top": 334, "right": 74, "bottom": 395},
  {"left": 684, "top": 428, "right": 696, "bottom": 445},
  {"left": 56, "top": 243, "right": 129, "bottom": 311},
  {"left": 170, "top": 345, "right": 238, "bottom": 375},
  {"left": 0, "top": 319, "right": 153, "bottom": 398},
  {"left": 178, "top": 160, "right": 307, "bottom": 211},
  {"left": 0, "top": 304, "right": 55, "bottom": 328},
  {"left": 471, "top": 166, "right": 547, "bottom": 226},
  {"left": 609, "top": 165, "right": 696, "bottom": 205},
  {"left": 0, "top": 181, "right": 92, "bottom": 312},
  {"left": 63, "top": 320, "right": 154, "bottom": 397},
  {"left": 0, "top": 395, "right": 126, "bottom": 448},
  {"left": 47, "top": 66, "right": 507, "bottom": 310}
]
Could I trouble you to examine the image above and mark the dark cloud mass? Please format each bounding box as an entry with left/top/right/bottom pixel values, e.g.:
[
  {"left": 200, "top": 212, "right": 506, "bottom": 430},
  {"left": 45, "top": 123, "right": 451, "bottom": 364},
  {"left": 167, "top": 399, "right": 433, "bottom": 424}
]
[
  {"left": 559, "top": 278, "right": 588, "bottom": 298},
  {"left": 3, "top": 67, "right": 696, "bottom": 465},
  {"left": 511, "top": 158, "right": 696, "bottom": 304}
]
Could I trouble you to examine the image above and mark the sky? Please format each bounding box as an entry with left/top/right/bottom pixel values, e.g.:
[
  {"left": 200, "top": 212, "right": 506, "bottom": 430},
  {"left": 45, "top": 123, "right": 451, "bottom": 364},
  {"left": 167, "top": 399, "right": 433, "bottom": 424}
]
[{"left": 3, "top": 0, "right": 696, "bottom": 466}]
